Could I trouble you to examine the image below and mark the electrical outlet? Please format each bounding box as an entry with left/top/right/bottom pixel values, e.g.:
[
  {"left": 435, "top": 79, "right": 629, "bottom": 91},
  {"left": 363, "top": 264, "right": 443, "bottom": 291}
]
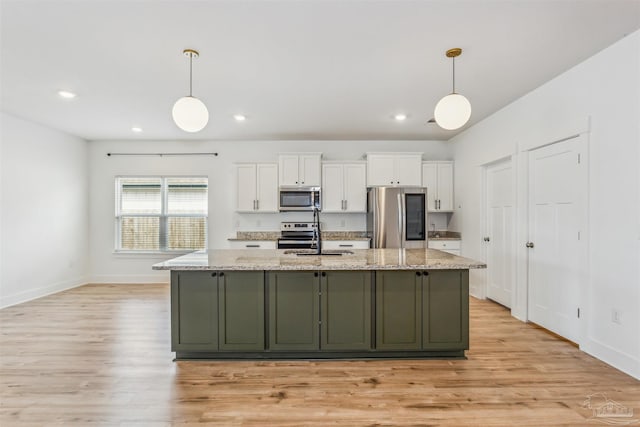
[
  {"left": 340, "top": 220, "right": 345, "bottom": 227},
  {"left": 611, "top": 309, "right": 622, "bottom": 324}
]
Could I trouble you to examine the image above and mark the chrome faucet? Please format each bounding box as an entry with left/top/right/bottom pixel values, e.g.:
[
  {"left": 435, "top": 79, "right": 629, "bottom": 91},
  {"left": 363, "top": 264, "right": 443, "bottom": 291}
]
[{"left": 312, "top": 207, "right": 322, "bottom": 254}]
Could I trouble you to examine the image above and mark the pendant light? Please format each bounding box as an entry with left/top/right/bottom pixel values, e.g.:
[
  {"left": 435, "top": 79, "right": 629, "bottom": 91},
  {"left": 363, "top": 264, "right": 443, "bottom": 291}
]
[
  {"left": 172, "top": 49, "right": 209, "bottom": 133},
  {"left": 434, "top": 48, "right": 471, "bottom": 130}
]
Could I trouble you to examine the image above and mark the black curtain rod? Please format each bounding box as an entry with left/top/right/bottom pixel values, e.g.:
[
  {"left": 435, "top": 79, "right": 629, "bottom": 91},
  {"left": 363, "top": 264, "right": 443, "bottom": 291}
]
[{"left": 107, "top": 152, "right": 218, "bottom": 157}]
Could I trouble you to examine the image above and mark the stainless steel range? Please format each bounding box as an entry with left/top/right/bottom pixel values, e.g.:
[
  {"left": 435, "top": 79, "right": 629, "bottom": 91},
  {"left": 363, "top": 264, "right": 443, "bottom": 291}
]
[{"left": 277, "top": 222, "right": 318, "bottom": 249}]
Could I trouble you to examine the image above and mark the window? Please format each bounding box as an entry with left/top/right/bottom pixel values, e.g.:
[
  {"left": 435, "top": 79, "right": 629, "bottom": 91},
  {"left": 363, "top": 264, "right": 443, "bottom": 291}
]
[{"left": 115, "top": 176, "right": 208, "bottom": 252}]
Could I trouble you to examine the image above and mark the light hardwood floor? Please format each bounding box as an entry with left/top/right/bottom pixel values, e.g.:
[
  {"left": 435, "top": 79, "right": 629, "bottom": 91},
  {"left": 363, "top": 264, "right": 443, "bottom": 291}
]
[{"left": 1, "top": 284, "right": 638, "bottom": 426}]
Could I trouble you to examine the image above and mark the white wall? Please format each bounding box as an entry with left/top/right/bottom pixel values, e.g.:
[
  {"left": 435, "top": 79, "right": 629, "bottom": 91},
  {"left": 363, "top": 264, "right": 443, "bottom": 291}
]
[
  {"left": 450, "top": 31, "right": 640, "bottom": 378},
  {"left": 88, "top": 139, "right": 452, "bottom": 283},
  {"left": 0, "top": 113, "right": 89, "bottom": 308}
]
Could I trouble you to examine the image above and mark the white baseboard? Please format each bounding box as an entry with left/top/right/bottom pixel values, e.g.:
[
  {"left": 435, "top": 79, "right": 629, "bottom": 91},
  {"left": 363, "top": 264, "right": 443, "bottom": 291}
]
[
  {"left": 0, "top": 276, "right": 88, "bottom": 309},
  {"left": 90, "top": 273, "right": 170, "bottom": 284},
  {"left": 582, "top": 337, "right": 640, "bottom": 380}
]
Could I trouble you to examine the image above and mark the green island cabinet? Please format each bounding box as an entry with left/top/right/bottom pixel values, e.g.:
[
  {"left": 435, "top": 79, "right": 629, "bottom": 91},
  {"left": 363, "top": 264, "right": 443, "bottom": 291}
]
[
  {"left": 268, "top": 270, "right": 371, "bottom": 351},
  {"left": 170, "top": 269, "right": 468, "bottom": 358},
  {"left": 376, "top": 270, "right": 469, "bottom": 351},
  {"left": 171, "top": 270, "right": 265, "bottom": 352}
]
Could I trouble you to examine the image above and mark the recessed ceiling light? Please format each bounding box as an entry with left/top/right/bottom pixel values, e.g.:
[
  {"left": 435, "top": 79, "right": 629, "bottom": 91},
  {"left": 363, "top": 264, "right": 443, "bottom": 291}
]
[
  {"left": 233, "top": 114, "right": 247, "bottom": 122},
  {"left": 57, "top": 90, "right": 77, "bottom": 99},
  {"left": 394, "top": 113, "right": 407, "bottom": 121},
  {"left": 131, "top": 127, "right": 143, "bottom": 133}
]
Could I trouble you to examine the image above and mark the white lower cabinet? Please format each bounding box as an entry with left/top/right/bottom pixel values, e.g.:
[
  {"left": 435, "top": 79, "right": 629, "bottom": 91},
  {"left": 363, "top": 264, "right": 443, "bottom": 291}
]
[
  {"left": 427, "top": 240, "right": 461, "bottom": 256},
  {"left": 322, "top": 240, "right": 370, "bottom": 250},
  {"left": 228, "top": 241, "right": 277, "bottom": 249}
]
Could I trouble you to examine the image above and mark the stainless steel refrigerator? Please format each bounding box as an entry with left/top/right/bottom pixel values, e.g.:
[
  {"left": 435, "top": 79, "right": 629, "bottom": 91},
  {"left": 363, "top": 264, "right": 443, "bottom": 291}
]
[{"left": 366, "top": 187, "right": 428, "bottom": 249}]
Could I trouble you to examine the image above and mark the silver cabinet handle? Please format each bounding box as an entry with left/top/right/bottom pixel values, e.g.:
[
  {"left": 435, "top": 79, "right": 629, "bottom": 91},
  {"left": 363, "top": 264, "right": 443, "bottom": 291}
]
[
  {"left": 256, "top": 199, "right": 259, "bottom": 210},
  {"left": 526, "top": 242, "right": 534, "bottom": 248},
  {"left": 246, "top": 244, "right": 260, "bottom": 248},
  {"left": 339, "top": 244, "right": 354, "bottom": 247},
  {"left": 344, "top": 200, "right": 347, "bottom": 210},
  {"left": 253, "top": 200, "right": 257, "bottom": 210}
]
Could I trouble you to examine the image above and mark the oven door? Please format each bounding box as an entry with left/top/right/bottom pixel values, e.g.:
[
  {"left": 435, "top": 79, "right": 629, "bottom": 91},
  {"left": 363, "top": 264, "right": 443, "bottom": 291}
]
[{"left": 277, "top": 239, "right": 315, "bottom": 249}]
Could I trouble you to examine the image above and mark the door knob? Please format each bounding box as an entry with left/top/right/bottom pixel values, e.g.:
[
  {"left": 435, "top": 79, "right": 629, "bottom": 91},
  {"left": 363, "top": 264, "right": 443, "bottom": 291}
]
[
  {"left": 526, "top": 242, "right": 534, "bottom": 248},
  {"left": 483, "top": 237, "right": 490, "bottom": 242}
]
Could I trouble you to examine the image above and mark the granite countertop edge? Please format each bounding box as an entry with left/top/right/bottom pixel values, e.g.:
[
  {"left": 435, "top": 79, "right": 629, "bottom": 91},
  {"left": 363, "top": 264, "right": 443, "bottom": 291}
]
[
  {"left": 153, "top": 249, "right": 486, "bottom": 271},
  {"left": 228, "top": 236, "right": 372, "bottom": 241}
]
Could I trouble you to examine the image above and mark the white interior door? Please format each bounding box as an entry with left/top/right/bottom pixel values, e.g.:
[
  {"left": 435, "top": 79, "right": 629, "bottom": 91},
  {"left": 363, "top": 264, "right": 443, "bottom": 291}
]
[
  {"left": 527, "top": 136, "right": 586, "bottom": 343},
  {"left": 485, "top": 159, "right": 514, "bottom": 308}
]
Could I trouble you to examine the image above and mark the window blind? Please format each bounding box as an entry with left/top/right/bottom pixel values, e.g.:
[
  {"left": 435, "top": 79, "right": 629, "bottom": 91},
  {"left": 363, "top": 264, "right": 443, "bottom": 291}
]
[{"left": 116, "top": 176, "right": 208, "bottom": 252}]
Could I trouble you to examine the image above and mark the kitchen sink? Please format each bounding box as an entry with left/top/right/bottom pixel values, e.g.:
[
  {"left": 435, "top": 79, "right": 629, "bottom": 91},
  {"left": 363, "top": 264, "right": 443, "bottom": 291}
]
[{"left": 283, "top": 249, "right": 354, "bottom": 256}]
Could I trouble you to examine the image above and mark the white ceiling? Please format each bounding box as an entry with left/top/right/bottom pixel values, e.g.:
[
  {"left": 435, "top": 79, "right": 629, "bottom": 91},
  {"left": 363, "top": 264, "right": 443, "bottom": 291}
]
[{"left": 1, "top": 0, "right": 639, "bottom": 141}]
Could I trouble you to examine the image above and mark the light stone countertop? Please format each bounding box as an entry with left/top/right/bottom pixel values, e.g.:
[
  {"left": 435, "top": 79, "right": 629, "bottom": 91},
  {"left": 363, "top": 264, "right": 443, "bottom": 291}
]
[
  {"left": 228, "top": 231, "right": 370, "bottom": 241},
  {"left": 152, "top": 248, "right": 486, "bottom": 271},
  {"left": 427, "top": 231, "right": 461, "bottom": 241}
]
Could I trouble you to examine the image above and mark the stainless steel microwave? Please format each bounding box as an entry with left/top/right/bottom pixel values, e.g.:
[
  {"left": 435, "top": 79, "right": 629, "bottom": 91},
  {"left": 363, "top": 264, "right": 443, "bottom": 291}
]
[{"left": 278, "top": 186, "right": 321, "bottom": 211}]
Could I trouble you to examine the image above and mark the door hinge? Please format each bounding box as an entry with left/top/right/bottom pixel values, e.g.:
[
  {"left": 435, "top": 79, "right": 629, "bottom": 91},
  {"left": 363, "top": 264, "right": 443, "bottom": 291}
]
[{"left": 577, "top": 308, "right": 580, "bottom": 318}]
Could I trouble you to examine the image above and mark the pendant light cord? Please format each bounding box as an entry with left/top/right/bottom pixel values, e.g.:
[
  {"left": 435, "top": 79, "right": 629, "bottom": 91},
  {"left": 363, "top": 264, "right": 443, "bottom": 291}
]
[
  {"left": 189, "top": 53, "right": 193, "bottom": 97},
  {"left": 452, "top": 56, "right": 456, "bottom": 94}
]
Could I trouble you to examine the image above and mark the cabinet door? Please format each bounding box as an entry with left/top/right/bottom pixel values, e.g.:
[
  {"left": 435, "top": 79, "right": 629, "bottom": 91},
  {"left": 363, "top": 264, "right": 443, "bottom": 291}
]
[
  {"left": 268, "top": 271, "right": 320, "bottom": 350},
  {"left": 343, "top": 163, "right": 367, "bottom": 212},
  {"left": 367, "top": 154, "right": 396, "bottom": 186},
  {"left": 395, "top": 155, "right": 422, "bottom": 186},
  {"left": 321, "top": 271, "right": 372, "bottom": 350},
  {"left": 422, "top": 270, "right": 469, "bottom": 350},
  {"left": 218, "top": 271, "right": 265, "bottom": 351},
  {"left": 375, "top": 271, "right": 421, "bottom": 350},
  {"left": 171, "top": 271, "right": 218, "bottom": 351},
  {"left": 256, "top": 163, "right": 279, "bottom": 212},
  {"left": 422, "top": 162, "right": 438, "bottom": 211},
  {"left": 235, "top": 164, "right": 257, "bottom": 212},
  {"left": 322, "top": 163, "right": 344, "bottom": 212},
  {"left": 436, "top": 162, "right": 454, "bottom": 211},
  {"left": 279, "top": 155, "right": 300, "bottom": 185},
  {"left": 299, "top": 154, "right": 321, "bottom": 186}
]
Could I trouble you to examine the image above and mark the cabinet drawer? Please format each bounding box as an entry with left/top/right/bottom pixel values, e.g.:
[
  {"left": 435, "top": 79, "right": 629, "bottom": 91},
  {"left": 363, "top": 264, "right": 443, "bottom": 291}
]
[
  {"left": 322, "top": 240, "right": 370, "bottom": 250},
  {"left": 228, "top": 240, "right": 276, "bottom": 249},
  {"left": 428, "top": 240, "right": 461, "bottom": 251}
]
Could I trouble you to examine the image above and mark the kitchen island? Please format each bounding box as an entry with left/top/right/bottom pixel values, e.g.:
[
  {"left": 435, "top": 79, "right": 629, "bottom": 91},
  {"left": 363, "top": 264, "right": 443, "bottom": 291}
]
[{"left": 153, "top": 249, "right": 485, "bottom": 360}]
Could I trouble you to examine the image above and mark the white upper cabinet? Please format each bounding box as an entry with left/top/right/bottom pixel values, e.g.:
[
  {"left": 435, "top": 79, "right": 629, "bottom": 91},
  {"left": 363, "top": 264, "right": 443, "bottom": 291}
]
[
  {"left": 322, "top": 162, "right": 367, "bottom": 212},
  {"left": 278, "top": 153, "right": 322, "bottom": 186},
  {"left": 366, "top": 153, "right": 422, "bottom": 187},
  {"left": 234, "top": 163, "right": 278, "bottom": 212},
  {"left": 422, "top": 161, "right": 454, "bottom": 211}
]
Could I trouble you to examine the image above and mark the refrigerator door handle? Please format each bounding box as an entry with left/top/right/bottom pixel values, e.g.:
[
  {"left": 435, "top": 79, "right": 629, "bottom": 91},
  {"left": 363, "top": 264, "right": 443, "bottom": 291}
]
[{"left": 398, "top": 193, "right": 406, "bottom": 248}]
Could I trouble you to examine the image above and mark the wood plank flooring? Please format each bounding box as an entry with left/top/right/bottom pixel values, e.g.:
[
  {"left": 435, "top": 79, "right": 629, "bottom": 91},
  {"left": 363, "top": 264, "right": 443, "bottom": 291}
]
[{"left": 1, "top": 283, "right": 638, "bottom": 426}]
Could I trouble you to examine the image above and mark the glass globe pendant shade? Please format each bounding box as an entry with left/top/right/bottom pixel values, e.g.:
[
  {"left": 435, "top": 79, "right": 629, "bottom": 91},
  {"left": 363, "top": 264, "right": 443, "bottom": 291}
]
[
  {"left": 434, "top": 93, "right": 471, "bottom": 130},
  {"left": 172, "top": 96, "right": 209, "bottom": 133}
]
